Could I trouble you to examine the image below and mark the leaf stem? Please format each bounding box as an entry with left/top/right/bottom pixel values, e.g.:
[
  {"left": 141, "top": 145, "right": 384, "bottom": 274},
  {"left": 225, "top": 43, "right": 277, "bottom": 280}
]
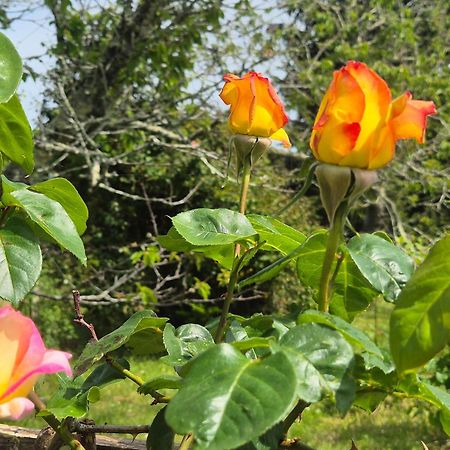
[
  {"left": 317, "top": 203, "right": 347, "bottom": 312},
  {"left": 104, "top": 355, "right": 144, "bottom": 386},
  {"left": 28, "top": 391, "right": 87, "bottom": 450}
]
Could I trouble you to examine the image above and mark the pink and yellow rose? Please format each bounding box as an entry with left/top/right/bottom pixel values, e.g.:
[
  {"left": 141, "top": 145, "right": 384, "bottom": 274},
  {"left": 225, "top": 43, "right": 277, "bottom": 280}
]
[
  {"left": 310, "top": 61, "right": 436, "bottom": 169},
  {"left": 220, "top": 71, "right": 291, "bottom": 148},
  {"left": 0, "top": 305, "right": 72, "bottom": 420}
]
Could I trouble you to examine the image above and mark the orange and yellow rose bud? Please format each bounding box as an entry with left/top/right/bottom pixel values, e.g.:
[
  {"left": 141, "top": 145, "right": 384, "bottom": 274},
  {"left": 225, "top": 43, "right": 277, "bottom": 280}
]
[
  {"left": 220, "top": 72, "right": 291, "bottom": 148},
  {"left": 310, "top": 61, "right": 436, "bottom": 169},
  {"left": 0, "top": 305, "right": 72, "bottom": 420}
]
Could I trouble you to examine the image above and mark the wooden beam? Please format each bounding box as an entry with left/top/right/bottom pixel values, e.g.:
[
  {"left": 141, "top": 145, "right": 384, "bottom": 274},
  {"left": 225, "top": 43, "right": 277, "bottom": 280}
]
[{"left": 0, "top": 424, "right": 147, "bottom": 450}]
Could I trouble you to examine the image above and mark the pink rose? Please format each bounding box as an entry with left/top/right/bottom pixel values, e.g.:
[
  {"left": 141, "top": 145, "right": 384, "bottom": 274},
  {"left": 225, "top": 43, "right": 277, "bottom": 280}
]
[{"left": 0, "top": 305, "right": 72, "bottom": 420}]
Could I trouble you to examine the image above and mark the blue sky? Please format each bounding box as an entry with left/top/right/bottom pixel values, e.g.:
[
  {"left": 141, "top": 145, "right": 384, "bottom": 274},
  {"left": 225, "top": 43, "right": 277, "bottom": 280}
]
[{"left": 3, "top": 3, "right": 54, "bottom": 124}]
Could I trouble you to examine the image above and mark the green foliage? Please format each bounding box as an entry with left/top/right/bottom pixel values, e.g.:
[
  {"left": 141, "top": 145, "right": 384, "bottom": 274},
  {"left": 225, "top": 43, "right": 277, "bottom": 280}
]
[
  {"left": 42, "top": 360, "right": 130, "bottom": 420},
  {"left": 0, "top": 95, "right": 33, "bottom": 173},
  {"left": 1, "top": 2, "right": 449, "bottom": 448},
  {"left": 166, "top": 344, "right": 297, "bottom": 450},
  {"left": 161, "top": 322, "right": 214, "bottom": 367},
  {"left": 38, "top": 374, "right": 100, "bottom": 420},
  {"left": 74, "top": 311, "right": 167, "bottom": 376},
  {"left": 248, "top": 214, "right": 306, "bottom": 253},
  {"left": 172, "top": 208, "right": 256, "bottom": 246},
  {"left": 147, "top": 407, "right": 174, "bottom": 450},
  {"left": 278, "top": 323, "right": 354, "bottom": 403},
  {"left": 30, "top": 178, "right": 89, "bottom": 235},
  {"left": 390, "top": 234, "right": 450, "bottom": 373},
  {"left": 298, "top": 310, "right": 394, "bottom": 374},
  {"left": 296, "top": 232, "right": 378, "bottom": 320},
  {"left": 0, "top": 33, "right": 87, "bottom": 305},
  {"left": 0, "top": 32, "right": 22, "bottom": 103},
  {"left": 0, "top": 216, "right": 42, "bottom": 305},
  {"left": 4, "top": 189, "right": 86, "bottom": 263},
  {"left": 347, "top": 234, "right": 414, "bottom": 301}
]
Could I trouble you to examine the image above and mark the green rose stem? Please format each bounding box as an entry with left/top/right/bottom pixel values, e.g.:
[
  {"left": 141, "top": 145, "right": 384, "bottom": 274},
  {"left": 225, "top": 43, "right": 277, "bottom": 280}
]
[
  {"left": 28, "top": 391, "right": 87, "bottom": 450},
  {"left": 215, "top": 155, "right": 252, "bottom": 344},
  {"left": 317, "top": 202, "right": 347, "bottom": 312}
]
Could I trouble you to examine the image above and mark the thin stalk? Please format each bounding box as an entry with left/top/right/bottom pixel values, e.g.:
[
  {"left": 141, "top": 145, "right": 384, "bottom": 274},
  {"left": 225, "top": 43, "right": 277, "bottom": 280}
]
[
  {"left": 104, "top": 355, "right": 169, "bottom": 403},
  {"left": 214, "top": 258, "right": 240, "bottom": 343},
  {"left": 275, "top": 163, "right": 317, "bottom": 216},
  {"left": 238, "top": 157, "right": 252, "bottom": 215},
  {"left": 235, "top": 155, "right": 252, "bottom": 257},
  {"left": 28, "top": 391, "right": 87, "bottom": 450},
  {"left": 317, "top": 204, "right": 347, "bottom": 312},
  {"left": 179, "top": 433, "right": 194, "bottom": 450},
  {"left": 105, "top": 355, "right": 144, "bottom": 386},
  {"left": 215, "top": 155, "right": 252, "bottom": 343},
  {"left": 282, "top": 400, "right": 309, "bottom": 434}
]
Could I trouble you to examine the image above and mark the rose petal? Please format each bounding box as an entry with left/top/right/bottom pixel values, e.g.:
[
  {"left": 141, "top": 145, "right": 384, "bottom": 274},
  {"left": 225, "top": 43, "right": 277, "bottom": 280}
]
[
  {"left": 0, "top": 306, "right": 34, "bottom": 397},
  {"left": 1, "top": 350, "right": 72, "bottom": 402},
  {"left": 346, "top": 61, "right": 392, "bottom": 152},
  {"left": 0, "top": 397, "right": 35, "bottom": 420},
  {"left": 270, "top": 128, "right": 291, "bottom": 148},
  {"left": 390, "top": 92, "right": 437, "bottom": 143}
]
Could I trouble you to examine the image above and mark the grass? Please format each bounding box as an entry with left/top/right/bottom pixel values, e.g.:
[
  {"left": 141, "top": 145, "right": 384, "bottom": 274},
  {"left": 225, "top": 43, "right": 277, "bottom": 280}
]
[{"left": 292, "top": 399, "right": 449, "bottom": 450}]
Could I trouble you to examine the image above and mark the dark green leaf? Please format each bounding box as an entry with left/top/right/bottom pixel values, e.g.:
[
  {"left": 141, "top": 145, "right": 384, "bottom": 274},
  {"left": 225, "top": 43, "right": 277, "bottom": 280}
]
[
  {"left": 239, "top": 239, "right": 309, "bottom": 288},
  {"left": 347, "top": 234, "right": 414, "bottom": 301},
  {"left": 0, "top": 95, "right": 33, "bottom": 173},
  {"left": 172, "top": 208, "right": 255, "bottom": 246},
  {"left": 398, "top": 375, "right": 450, "bottom": 436},
  {"left": 231, "top": 337, "right": 275, "bottom": 352},
  {"left": 335, "top": 369, "right": 356, "bottom": 415},
  {"left": 40, "top": 374, "right": 99, "bottom": 420},
  {"left": 298, "top": 310, "right": 393, "bottom": 373},
  {"left": 31, "top": 178, "right": 89, "bottom": 235},
  {"left": 81, "top": 358, "right": 130, "bottom": 391},
  {"left": 0, "top": 215, "right": 42, "bottom": 305},
  {"left": 0, "top": 32, "right": 22, "bottom": 103},
  {"left": 390, "top": 235, "right": 450, "bottom": 373},
  {"left": 147, "top": 407, "right": 174, "bottom": 450},
  {"left": 4, "top": 189, "right": 86, "bottom": 263},
  {"left": 0, "top": 175, "right": 27, "bottom": 195},
  {"left": 139, "top": 375, "right": 182, "bottom": 394},
  {"left": 157, "top": 227, "right": 197, "bottom": 252},
  {"left": 296, "top": 232, "right": 377, "bottom": 320},
  {"left": 127, "top": 316, "right": 167, "bottom": 356},
  {"left": 161, "top": 323, "right": 214, "bottom": 366},
  {"left": 279, "top": 323, "right": 354, "bottom": 403},
  {"left": 239, "top": 255, "right": 290, "bottom": 288},
  {"left": 157, "top": 227, "right": 235, "bottom": 269},
  {"left": 74, "top": 311, "right": 166, "bottom": 376},
  {"left": 237, "top": 423, "right": 283, "bottom": 450},
  {"left": 353, "top": 390, "right": 387, "bottom": 412},
  {"left": 166, "top": 344, "right": 297, "bottom": 450},
  {"left": 247, "top": 214, "right": 306, "bottom": 254}
]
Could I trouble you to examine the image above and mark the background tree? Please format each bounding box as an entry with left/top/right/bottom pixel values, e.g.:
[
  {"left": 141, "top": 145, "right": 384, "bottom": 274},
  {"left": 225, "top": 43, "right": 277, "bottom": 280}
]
[{"left": 0, "top": 0, "right": 447, "bottom": 347}]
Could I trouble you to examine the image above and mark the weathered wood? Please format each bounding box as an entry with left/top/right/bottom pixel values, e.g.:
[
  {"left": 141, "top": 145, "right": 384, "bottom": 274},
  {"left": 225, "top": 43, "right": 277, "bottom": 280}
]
[{"left": 0, "top": 424, "right": 147, "bottom": 450}]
